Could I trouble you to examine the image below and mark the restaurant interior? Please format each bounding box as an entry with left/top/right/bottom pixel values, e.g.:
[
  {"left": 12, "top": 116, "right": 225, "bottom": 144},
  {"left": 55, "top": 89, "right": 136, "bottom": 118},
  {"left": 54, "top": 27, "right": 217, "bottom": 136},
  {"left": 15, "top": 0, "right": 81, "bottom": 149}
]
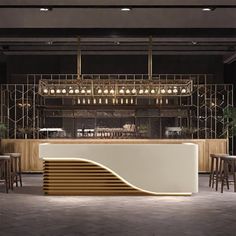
[{"left": 0, "top": 1, "right": 236, "bottom": 236}]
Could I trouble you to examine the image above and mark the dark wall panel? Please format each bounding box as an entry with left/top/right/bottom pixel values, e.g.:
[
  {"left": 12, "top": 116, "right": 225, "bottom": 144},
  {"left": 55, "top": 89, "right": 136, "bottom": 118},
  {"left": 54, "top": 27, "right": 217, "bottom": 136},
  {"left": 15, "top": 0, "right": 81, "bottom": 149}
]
[{"left": 6, "top": 54, "right": 224, "bottom": 83}]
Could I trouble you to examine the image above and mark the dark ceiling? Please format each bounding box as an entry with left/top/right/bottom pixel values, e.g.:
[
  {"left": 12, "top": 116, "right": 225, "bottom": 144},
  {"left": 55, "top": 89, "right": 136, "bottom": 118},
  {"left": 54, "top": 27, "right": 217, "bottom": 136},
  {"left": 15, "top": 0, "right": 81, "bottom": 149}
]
[{"left": 0, "top": 0, "right": 236, "bottom": 63}]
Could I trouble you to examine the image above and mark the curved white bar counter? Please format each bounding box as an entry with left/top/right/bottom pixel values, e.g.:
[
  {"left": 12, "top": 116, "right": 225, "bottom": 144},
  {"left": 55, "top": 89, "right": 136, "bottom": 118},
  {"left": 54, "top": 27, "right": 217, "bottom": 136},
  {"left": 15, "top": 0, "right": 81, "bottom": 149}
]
[{"left": 39, "top": 143, "right": 198, "bottom": 195}]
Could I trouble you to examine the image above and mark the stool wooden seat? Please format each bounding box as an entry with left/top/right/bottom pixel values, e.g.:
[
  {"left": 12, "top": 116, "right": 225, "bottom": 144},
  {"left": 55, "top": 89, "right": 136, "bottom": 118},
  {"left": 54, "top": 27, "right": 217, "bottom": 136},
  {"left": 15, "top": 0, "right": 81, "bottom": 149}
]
[
  {"left": 4, "top": 153, "right": 22, "bottom": 188},
  {"left": 220, "top": 155, "right": 236, "bottom": 193},
  {"left": 209, "top": 153, "right": 228, "bottom": 191},
  {"left": 0, "top": 155, "right": 11, "bottom": 193}
]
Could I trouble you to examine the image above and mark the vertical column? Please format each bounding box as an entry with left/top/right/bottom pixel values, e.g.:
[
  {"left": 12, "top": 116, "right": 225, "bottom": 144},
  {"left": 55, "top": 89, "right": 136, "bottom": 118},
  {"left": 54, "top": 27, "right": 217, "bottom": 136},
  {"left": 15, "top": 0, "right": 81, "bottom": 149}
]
[
  {"left": 77, "top": 36, "right": 82, "bottom": 78},
  {"left": 148, "top": 36, "right": 153, "bottom": 80}
]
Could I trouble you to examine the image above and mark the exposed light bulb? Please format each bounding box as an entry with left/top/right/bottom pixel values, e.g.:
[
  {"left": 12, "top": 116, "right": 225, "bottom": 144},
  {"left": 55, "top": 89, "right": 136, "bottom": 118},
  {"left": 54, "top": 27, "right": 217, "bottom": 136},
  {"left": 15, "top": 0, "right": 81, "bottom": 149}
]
[
  {"left": 173, "top": 87, "right": 178, "bottom": 93},
  {"left": 181, "top": 88, "right": 187, "bottom": 94},
  {"left": 69, "top": 89, "right": 74, "bottom": 94},
  {"left": 119, "top": 88, "right": 125, "bottom": 94},
  {"left": 161, "top": 88, "right": 166, "bottom": 94},
  {"left": 126, "top": 89, "right": 130, "bottom": 94},
  {"left": 50, "top": 89, "right": 55, "bottom": 94},
  {"left": 151, "top": 89, "right": 155, "bottom": 94},
  {"left": 81, "top": 88, "right": 86, "bottom": 94},
  {"left": 110, "top": 89, "right": 115, "bottom": 94},
  {"left": 98, "top": 89, "right": 102, "bottom": 94},
  {"left": 62, "top": 89, "right": 66, "bottom": 94},
  {"left": 43, "top": 88, "right": 48, "bottom": 94},
  {"left": 75, "top": 89, "right": 79, "bottom": 94},
  {"left": 167, "top": 89, "right": 172, "bottom": 94},
  {"left": 144, "top": 89, "right": 149, "bottom": 94},
  {"left": 87, "top": 89, "right": 91, "bottom": 94},
  {"left": 56, "top": 89, "right": 61, "bottom": 94},
  {"left": 132, "top": 88, "right": 137, "bottom": 94},
  {"left": 104, "top": 89, "right": 109, "bottom": 94},
  {"left": 139, "top": 89, "right": 144, "bottom": 94}
]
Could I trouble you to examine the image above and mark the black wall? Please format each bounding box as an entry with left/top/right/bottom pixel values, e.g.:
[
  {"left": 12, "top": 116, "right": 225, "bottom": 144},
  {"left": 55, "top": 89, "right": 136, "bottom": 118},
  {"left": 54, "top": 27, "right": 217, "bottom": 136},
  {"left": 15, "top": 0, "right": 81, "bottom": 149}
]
[{"left": 0, "top": 54, "right": 225, "bottom": 84}]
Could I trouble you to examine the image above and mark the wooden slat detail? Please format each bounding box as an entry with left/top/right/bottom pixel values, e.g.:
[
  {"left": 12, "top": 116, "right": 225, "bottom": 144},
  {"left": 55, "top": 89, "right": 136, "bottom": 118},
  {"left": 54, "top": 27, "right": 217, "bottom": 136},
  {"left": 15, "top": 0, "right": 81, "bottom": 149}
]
[{"left": 43, "top": 160, "right": 148, "bottom": 195}]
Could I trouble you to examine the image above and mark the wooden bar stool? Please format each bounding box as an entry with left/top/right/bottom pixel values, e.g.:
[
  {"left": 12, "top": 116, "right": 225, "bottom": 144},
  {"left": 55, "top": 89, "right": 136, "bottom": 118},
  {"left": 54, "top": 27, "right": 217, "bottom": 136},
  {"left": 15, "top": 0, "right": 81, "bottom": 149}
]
[
  {"left": 220, "top": 156, "right": 236, "bottom": 193},
  {"left": 4, "top": 153, "right": 23, "bottom": 188},
  {"left": 0, "top": 155, "right": 11, "bottom": 193}
]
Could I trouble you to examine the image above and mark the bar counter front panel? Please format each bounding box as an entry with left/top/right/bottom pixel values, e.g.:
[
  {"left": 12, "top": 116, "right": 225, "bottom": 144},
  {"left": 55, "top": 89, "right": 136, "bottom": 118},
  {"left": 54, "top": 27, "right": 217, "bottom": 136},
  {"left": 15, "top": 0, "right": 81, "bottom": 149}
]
[
  {"left": 0, "top": 139, "right": 227, "bottom": 173},
  {"left": 39, "top": 143, "right": 198, "bottom": 195}
]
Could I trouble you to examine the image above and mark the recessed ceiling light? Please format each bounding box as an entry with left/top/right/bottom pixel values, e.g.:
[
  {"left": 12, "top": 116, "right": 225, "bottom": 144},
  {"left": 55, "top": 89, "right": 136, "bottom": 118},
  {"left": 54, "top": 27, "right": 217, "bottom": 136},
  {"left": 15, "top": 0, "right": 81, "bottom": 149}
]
[
  {"left": 40, "top": 7, "right": 52, "bottom": 12},
  {"left": 202, "top": 7, "right": 215, "bottom": 11},
  {"left": 121, "top": 8, "right": 131, "bottom": 11},
  {"left": 192, "top": 41, "right": 198, "bottom": 45}
]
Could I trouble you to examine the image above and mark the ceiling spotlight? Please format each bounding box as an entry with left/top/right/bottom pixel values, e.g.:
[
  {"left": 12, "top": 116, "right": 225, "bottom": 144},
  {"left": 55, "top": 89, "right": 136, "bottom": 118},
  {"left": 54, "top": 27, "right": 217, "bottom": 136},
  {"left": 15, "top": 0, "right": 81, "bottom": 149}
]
[
  {"left": 167, "top": 89, "right": 172, "bottom": 94},
  {"left": 160, "top": 88, "right": 166, "bottom": 94},
  {"left": 139, "top": 89, "right": 144, "bottom": 94},
  {"left": 98, "top": 88, "right": 102, "bottom": 94},
  {"left": 74, "top": 89, "right": 79, "bottom": 94},
  {"left": 121, "top": 7, "right": 131, "bottom": 11},
  {"left": 131, "top": 88, "right": 137, "bottom": 94},
  {"left": 62, "top": 89, "right": 67, "bottom": 94},
  {"left": 110, "top": 89, "right": 115, "bottom": 94},
  {"left": 50, "top": 89, "right": 55, "bottom": 94},
  {"left": 104, "top": 89, "right": 109, "bottom": 94},
  {"left": 40, "top": 7, "right": 52, "bottom": 12},
  {"left": 119, "top": 88, "right": 125, "bottom": 94},
  {"left": 43, "top": 89, "right": 48, "bottom": 94},
  {"left": 56, "top": 89, "right": 61, "bottom": 94},
  {"left": 173, "top": 87, "right": 178, "bottom": 93},
  {"left": 151, "top": 89, "right": 155, "bottom": 94},
  {"left": 202, "top": 7, "right": 215, "bottom": 11},
  {"left": 126, "top": 89, "right": 130, "bottom": 94},
  {"left": 181, "top": 88, "right": 187, "bottom": 94}
]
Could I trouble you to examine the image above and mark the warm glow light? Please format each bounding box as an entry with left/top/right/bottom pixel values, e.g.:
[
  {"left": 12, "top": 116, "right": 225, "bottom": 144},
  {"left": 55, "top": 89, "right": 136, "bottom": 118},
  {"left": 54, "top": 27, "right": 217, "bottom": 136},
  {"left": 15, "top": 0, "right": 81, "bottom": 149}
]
[
  {"left": 43, "top": 89, "right": 48, "bottom": 94},
  {"left": 87, "top": 98, "right": 90, "bottom": 104},
  {"left": 40, "top": 8, "right": 49, "bottom": 12},
  {"left": 98, "top": 89, "right": 102, "bottom": 94},
  {"left": 110, "top": 89, "right": 115, "bottom": 94},
  {"left": 156, "top": 98, "right": 159, "bottom": 104},
  {"left": 74, "top": 89, "right": 79, "bottom": 94},
  {"left": 105, "top": 98, "right": 108, "bottom": 104},
  {"left": 126, "top": 89, "right": 130, "bottom": 94},
  {"left": 132, "top": 88, "right": 137, "bottom": 94},
  {"left": 151, "top": 89, "right": 155, "bottom": 94},
  {"left": 99, "top": 98, "right": 102, "bottom": 104},
  {"left": 82, "top": 98, "right": 86, "bottom": 104},
  {"left": 56, "top": 89, "right": 61, "bottom": 94},
  {"left": 144, "top": 89, "right": 149, "bottom": 94},
  {"left": 50, "top": 89, "right": 55, "bottom": 94},
  {"left": 161, "top": 88, "right": 166, "bottom": 94},
  {"left": 160, "top": 98, "right": 163, "bottom": 104},
  {"left": 120, "top": 98, "right": 124, "bottom": 104},
  {"left": 81, "top": 89, "right": 86, "bottom": 94},
  {"left": 69, "top": 89, "right": 74, "bottom": 94},
  {"left": 93, "top": 98, "right": 96, "bottom": 104},
  {"left": 112, "top": 98, "right": 115, "bottom": 104},
  {"left": 125, "top": 98, "right": 129, "bottom": 104},
  {"left": 130, "top": 98, "right": 134, "bottom": 104},
  {"left": 77, "top": 98, "right": 80, "bottom": 104},
  {"left": 104, "top": 89, "right": 109, "bottom": 94},
  {"left": 167, "top": 89, "right": 172, "bottom": 94},
  {"left": 139, "top": 89, "right": 144, "bottom": 94},
  {"left": 62, "top": 89, "right": 66, "bottom": 94},
  {"left": 181, "top": 88, "right": 187, "bottom": 94},
  {"left": 173, "top": 87, "right": 178, "bottom": 93},
  {"left": 87, "top": 89, "right": 91, "bottom": 94},
  {"left": 119, "top": 88, "right": 125, "bottom": 94}
]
